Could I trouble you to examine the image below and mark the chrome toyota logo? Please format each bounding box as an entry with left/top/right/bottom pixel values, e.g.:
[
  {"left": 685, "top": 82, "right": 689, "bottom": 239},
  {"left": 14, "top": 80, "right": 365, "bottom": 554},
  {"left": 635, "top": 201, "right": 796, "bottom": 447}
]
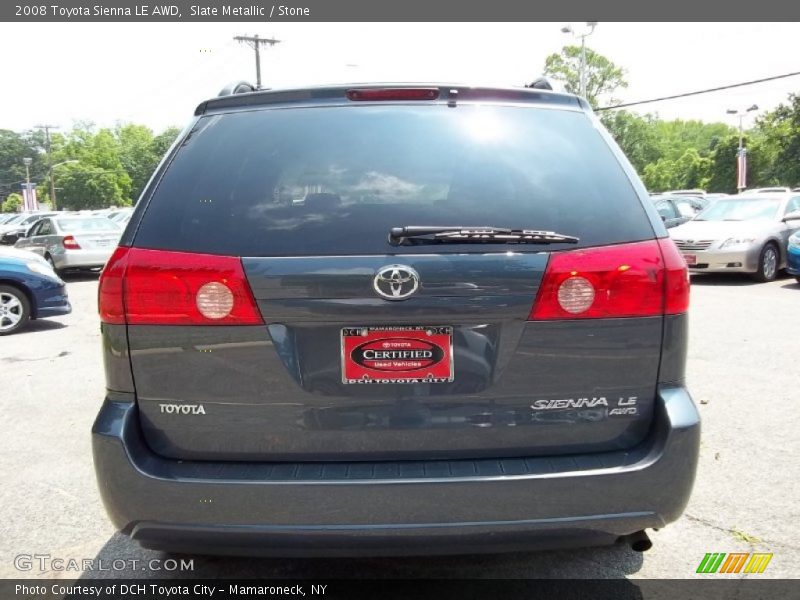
[{"left": 373, "top": 265, "right": 420, "bottom": 300}]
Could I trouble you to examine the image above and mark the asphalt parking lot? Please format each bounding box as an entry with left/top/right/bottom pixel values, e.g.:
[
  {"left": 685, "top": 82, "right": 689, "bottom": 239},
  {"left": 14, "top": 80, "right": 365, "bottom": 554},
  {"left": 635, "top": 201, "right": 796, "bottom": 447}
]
[{"left": 1, "top": 272, "right": 798, "bottom": 580}]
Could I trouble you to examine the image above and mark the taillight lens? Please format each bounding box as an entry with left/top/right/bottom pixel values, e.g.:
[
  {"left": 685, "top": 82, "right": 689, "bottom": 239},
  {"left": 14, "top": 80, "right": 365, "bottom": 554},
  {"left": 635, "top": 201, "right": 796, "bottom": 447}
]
[
  {"left": 346, "top": 88, "right": 440, "bottom": 101},
  {"left": 529, "top": 239, "right": 689, "bottom": 320},
  {"left": 97, "top": 247, "right": 263, "bottom": 325},
  {"left": 658, "top": 237, "right": 691, "bottom": 314},
  {"left": 98, "top": 246, "right": 129, "bottom": 324},
  {"left": 63, "top": 235, "right": 81, "bottom": 249}
]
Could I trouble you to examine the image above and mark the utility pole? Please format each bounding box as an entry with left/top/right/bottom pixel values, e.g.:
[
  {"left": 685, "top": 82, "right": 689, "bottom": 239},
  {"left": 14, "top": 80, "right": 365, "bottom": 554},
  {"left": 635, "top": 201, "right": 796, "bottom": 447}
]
[
  {"left": 35, "top": 124, "right": 59, "bottom": 210},
  {"left": 233, "top": 34, "right": 281, "bottom": 89}
]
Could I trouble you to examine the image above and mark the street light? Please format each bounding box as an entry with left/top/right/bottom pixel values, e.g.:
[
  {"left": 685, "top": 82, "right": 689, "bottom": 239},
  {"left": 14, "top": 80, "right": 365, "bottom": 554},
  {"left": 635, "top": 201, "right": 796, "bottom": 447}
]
[
  {"left": 726, "top": 105, "right": 758, "bottom": 192},
  {"left": 561, "top": 22, "right": 598, "bottom": 98},
  {"left": 49, "top": 160, "right": 79, "bottom": 211}
]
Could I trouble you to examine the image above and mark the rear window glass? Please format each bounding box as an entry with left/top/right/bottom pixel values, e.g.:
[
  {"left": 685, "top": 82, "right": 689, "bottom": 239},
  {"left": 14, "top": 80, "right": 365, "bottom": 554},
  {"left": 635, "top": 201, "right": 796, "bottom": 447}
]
[
  {"left": 57, "top": 218, "right": 120, "bottom": 232},
  {"left": 135, "top": 105, "right": 652, "bottom": 256}
]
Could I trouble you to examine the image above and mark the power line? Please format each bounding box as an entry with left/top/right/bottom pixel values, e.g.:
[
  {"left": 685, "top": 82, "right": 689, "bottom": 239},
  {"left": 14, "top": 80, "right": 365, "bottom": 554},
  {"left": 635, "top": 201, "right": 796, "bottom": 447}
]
[{"left": 597, "top": 70, "right": 800, "bottom": 111}]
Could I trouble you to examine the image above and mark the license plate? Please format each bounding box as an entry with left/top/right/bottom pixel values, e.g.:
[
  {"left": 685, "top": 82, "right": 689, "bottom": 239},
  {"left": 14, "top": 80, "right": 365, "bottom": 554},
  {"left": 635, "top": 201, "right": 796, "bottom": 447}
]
[
  {"left": 341, "top": 326, "right": 454, "bottom": 384},
  {"left": 683, "top": 253, "right": 697, "bottom": 266}
]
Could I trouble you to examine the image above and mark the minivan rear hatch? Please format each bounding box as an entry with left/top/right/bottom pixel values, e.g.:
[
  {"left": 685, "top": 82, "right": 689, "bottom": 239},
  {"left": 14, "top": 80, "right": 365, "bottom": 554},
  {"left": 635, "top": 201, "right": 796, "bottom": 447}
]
[{"left": 118, "top": 93, "right": 665, "bottom": 462}]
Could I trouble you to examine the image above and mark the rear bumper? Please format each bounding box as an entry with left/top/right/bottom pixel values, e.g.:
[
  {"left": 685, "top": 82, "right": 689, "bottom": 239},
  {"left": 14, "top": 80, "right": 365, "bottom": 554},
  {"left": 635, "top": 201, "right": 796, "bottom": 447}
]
[
  {"left": 54, "top": 247, "right": 114, "bottom": 269},
  {"left": 92, "top": 386, "right": 700, "bottom": 557}
]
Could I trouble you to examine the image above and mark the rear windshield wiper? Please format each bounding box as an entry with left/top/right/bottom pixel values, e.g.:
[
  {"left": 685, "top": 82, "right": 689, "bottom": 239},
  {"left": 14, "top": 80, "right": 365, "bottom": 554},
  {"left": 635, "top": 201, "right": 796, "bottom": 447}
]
[{"left": 389, "top": 226, "right": 579, "bottom": 246}]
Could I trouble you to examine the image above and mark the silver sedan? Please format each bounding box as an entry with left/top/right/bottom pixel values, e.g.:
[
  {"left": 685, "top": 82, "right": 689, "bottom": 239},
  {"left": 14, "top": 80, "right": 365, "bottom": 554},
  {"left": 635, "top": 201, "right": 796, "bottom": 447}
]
[
  {"left": 14, "top": 215, "right": 122, "bottom": 272},
  {"left": 669, "top": 193, "right": 800, "bottom": 282}
]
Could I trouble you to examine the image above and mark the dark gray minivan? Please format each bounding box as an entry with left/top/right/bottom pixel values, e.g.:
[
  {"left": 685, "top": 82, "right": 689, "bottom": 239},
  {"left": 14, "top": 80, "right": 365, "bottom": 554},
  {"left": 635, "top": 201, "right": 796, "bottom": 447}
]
[{"left": 93, "top": 83, "right": 699, "bottom": 556}]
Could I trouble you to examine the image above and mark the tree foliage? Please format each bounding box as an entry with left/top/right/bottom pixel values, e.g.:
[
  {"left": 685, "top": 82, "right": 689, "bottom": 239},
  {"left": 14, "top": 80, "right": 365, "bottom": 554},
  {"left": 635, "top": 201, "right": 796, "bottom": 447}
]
[
  {"left": 1, "top": 192, "right": 22, "bottom": 213},
  {"left": 752, "top": 93, "right": 800, "bottom": 187},
  {"left": 0, "top": 122, "right": 182, "bottom": 211},
  {"left": 544, "top": 45, "right": 628, "bottom": 107}
]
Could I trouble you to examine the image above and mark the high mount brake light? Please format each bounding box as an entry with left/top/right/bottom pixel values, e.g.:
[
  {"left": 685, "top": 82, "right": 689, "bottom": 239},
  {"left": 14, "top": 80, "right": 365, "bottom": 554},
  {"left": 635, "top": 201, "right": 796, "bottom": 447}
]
[
  {"left": 98, "top": 247, "right": 263, "bottom": 326},
  {"left": 346, "top": 88, "right": 440, "bottom": 101},
  {"left": 529, "top": 239, "right": 689, "bottom": 320}
]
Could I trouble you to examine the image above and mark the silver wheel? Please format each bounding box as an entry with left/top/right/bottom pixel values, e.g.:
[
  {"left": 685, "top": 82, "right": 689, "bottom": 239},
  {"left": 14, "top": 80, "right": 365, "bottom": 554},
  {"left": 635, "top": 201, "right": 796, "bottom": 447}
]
[
  {"left": 753, "top": 244, "right": 780, "bottom": 282},
  {"left": 762, "top": 246, "right": 778, "bottom": 281},
  {"left": 0, "top": 289, "right": 26, "bottom": 333}
]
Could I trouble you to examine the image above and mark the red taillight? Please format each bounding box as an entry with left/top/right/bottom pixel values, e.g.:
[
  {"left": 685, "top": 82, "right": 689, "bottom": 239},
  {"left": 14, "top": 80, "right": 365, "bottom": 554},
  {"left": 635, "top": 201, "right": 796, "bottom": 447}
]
[
  {"left": 63, "top": 235, "right": 81, "bottom": 249},
  {"left": 529, "top": 239, "right": 689, "bottom": 320},
  {"left": 98, "top": 246, "right": 129, "bottom": 324},
  {"left": 346, "top": 88, "right": 440, "bottom": 101},
  {"left": 658, "top": 237, "right": 691, "bottom": 314},
  {"left": 97, "top": 248, "right": 263, "bottom": 326}
]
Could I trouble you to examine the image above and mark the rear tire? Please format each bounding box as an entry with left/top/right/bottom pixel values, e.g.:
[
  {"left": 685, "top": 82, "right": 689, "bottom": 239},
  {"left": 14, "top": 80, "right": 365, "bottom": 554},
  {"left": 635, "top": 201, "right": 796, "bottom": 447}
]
[
  {"left": 795, "top": 276, "right": 800, "bottom": 284},
  {"left": 0, "top": 284, "right": 31, "bottom": 335},
  {"left": 45, "top": 254, "right": 62, "bottom": 276},
  {"left": 753, "top": 243, "right": 779, "bottom": 283}
]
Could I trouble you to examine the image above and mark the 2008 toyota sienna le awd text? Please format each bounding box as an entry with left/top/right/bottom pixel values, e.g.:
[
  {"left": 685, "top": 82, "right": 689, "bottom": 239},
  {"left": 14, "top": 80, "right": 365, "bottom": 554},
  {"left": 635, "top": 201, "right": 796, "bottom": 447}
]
[{"left": 92, "top": 83, "right": 699, "bottom": 556}]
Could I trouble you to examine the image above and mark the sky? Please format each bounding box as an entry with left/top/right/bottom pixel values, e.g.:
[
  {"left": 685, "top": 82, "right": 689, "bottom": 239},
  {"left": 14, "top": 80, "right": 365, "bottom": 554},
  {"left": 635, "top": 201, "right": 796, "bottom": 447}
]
[{"left": 0, "top": 22, "right": 799, "bottom": 133}]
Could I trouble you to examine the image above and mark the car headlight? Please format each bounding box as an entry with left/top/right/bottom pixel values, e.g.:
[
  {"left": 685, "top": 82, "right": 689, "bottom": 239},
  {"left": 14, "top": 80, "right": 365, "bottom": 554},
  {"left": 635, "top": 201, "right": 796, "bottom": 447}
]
[
  {"left": 719, "top": 237, "right": 757, "bottom": 249},
  {"left": 789, "top": 234, "right": 800, "bottom": 249},
  {"left": 26, "top": 261, "right": 59, "bottom": 278}
]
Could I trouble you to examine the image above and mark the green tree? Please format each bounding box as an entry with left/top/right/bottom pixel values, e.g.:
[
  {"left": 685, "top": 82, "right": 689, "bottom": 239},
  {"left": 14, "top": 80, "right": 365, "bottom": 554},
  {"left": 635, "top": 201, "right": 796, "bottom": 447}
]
[
  {"left": 600, "top": 110, "right": 661, "bottom": 174},
  {"left": 56, "top": 164, "right": 131, "bottom": 210},
  {"left": 651, "top": 120, "right": 733, "bottom": 162},
  {"left": 705, "top": 135, "right": 769, "bottom": 194},
  {"left": 2, "top": 192, "right": 22, "bottom": 212},
  {"left": 543, "top": 46, "right": 628, "bottom": 107},
  {"left": 0, "top": 130, "right": 44, "bottom": 197},
  {"left": 55, "top": 125, "right": 132, "bottom": 209},
  {"left": 116, "top": 124, "right": 157, "bottom": 201},
  {"left": 753, "top": 93, "right": 800, "bottom": 187},
  {"left": 151, "top": 126, "right": 181, "bottom": 158}
]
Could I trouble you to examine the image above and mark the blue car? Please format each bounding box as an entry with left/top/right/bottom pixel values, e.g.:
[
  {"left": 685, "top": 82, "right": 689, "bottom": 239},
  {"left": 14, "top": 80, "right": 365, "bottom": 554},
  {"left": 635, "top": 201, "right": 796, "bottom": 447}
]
[
  {"left": 788, "top": 231, "right": 800, "bottom": 283},
  {"left": 0, "top": 247, "right": 71, "bottom": 335}
]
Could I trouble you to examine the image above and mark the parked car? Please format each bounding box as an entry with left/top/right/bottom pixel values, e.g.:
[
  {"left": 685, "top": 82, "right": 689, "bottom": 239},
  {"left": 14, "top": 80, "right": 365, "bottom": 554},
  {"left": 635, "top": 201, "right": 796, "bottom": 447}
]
[
  {"left": 665, "top": 188, "right": 707, "bottom": 197},
  {"left": 0, "top": 212, "right": 58, "bottom": 246},
  {"left": 107, "top": 207, "right": 134, "bottom": 226},
  {"left": 0, "top": 246, "right": 71, "bottom": 335},
  {"left": 93, "top": 82, "right": 697, "bottom": 557},
  {"left": 14, "top": 215, "right": 121, "bottom": 273},
  {"left": 0, "top": 212, "right": 54, "bottom": 237},
  {"left": 651, "top": 195, "right": 704, "bottom": 228},
  {"left": 787, "top": 231, "right": 800, "bottom": 283},
  {"left": 747, "top": 187, "right": 792, "bottom": 194},
  {"left": 670, "top": 193, "right": 800, "bottom": 281}
]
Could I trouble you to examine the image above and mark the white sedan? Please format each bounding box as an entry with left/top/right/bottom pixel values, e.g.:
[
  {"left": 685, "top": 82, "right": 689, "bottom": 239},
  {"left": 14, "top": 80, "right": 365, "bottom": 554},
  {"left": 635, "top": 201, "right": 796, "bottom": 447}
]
[{"left": 14, "top": 215, "right": 122, "bottom": 272}]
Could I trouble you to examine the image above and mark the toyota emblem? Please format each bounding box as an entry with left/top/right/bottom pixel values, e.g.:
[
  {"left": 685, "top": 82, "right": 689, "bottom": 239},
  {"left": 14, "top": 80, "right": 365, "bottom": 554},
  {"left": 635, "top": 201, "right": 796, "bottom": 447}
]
[{"left": 373, "top": 265, "right": 420, "bottom": 301}]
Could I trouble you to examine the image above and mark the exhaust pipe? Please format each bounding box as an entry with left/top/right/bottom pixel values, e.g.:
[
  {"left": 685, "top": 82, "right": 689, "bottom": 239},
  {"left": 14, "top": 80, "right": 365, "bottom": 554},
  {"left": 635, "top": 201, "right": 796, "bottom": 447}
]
[{"left": 622, "top": 530, "right": 653, "bottom": 552}]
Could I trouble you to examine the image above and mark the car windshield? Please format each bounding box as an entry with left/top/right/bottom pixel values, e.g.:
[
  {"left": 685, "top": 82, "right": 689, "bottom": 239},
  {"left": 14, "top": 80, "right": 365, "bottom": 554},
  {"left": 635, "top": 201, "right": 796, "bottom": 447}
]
[
  {"left": 695, "top": 198, "right": 781, "bottom": 221},
  {"left": 56, "top": 217, "right": 120, "bottom": 232},
  {"left": 3, "top": 214, "right": 25, "bottom": 225}
]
